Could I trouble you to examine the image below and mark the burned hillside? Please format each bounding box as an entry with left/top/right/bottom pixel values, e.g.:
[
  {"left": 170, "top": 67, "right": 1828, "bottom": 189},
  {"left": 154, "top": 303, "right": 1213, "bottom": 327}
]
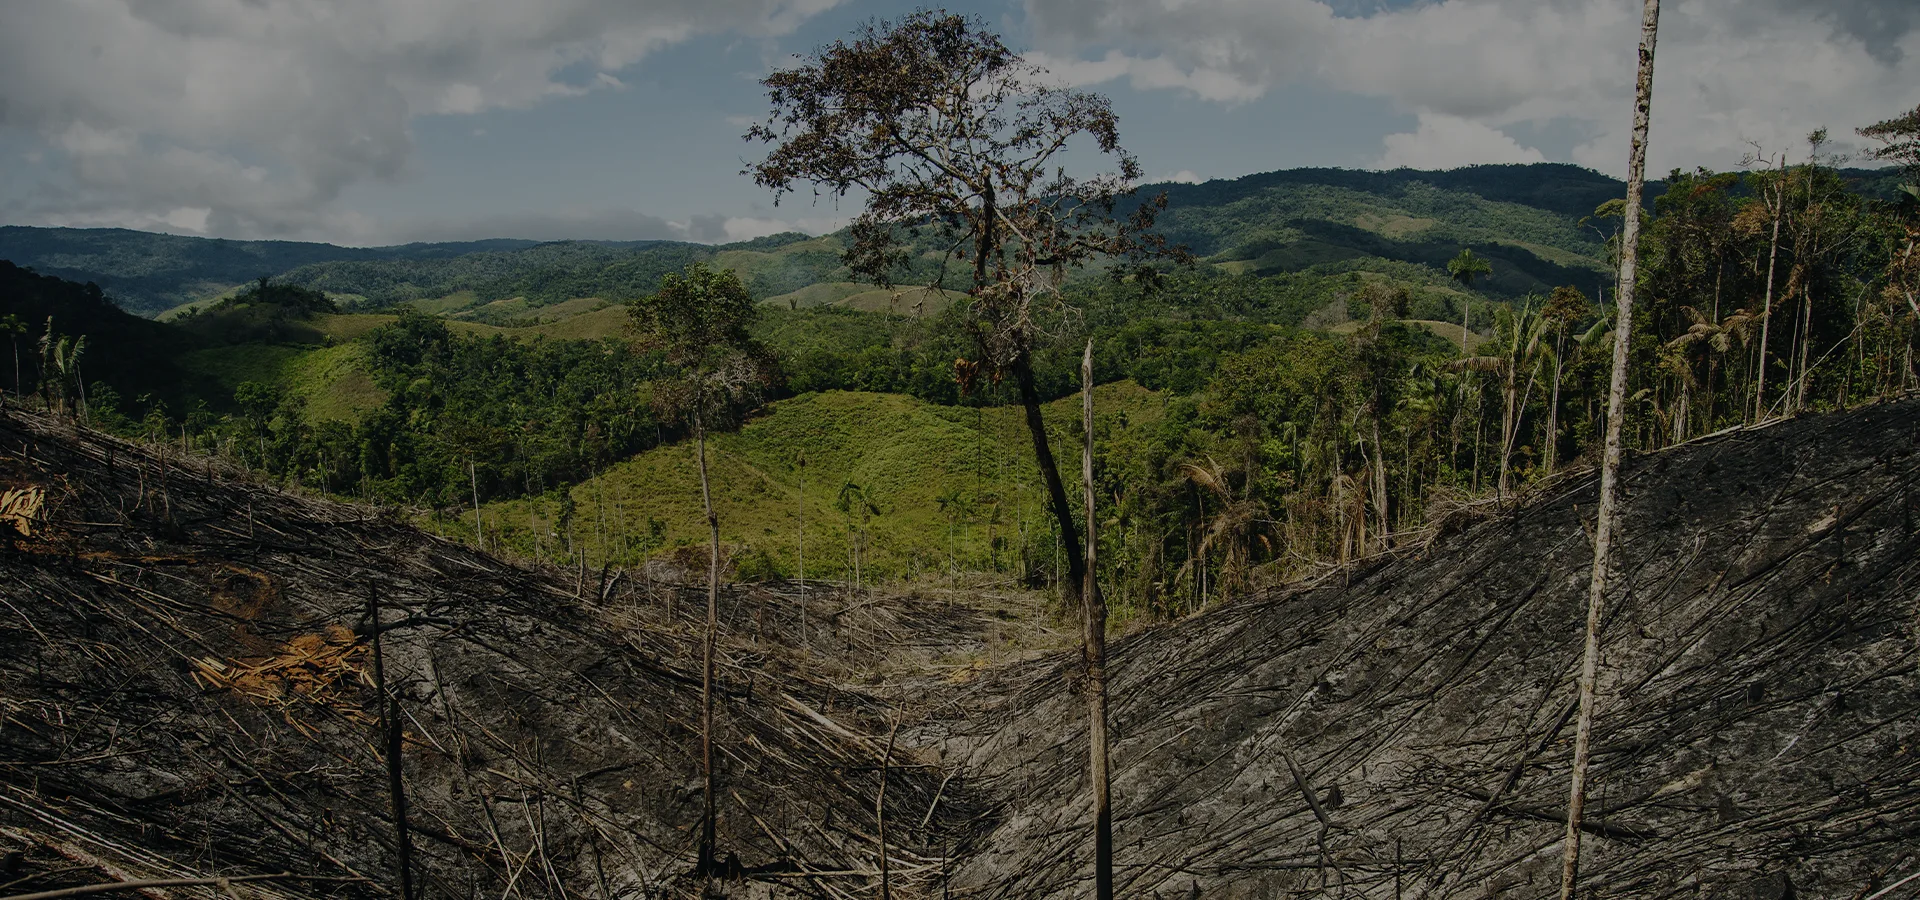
[
  {"left": 3, "top": 397, "right": 1920, "bottom": 900},
  {"left": 935, "top": 400, "right": 1920, "bottom": 898},
  {"left": 0, "top": 408, "right": 995, "bottom": 900}
]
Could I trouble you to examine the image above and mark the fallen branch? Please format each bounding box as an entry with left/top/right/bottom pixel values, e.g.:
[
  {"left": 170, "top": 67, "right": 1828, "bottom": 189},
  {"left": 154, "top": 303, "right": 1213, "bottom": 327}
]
[{"left": 0, "top": 872, "right": 367, "bottom": 900}]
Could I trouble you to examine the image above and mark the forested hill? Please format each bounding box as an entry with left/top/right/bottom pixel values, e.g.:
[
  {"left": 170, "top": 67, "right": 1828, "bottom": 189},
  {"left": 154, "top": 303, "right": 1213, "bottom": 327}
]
[
  {"left": 0, "top": 225, "right": 660, "bottom": 316},
  {"left": 3, "top": 163, "right": 1903, "bottom": 320},
  {"left": 1, "top": 163, "right": 1642, "bottom": 316}
]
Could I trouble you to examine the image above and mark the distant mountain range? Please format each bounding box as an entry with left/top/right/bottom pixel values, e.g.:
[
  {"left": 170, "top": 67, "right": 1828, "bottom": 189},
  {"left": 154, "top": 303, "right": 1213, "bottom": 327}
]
[
  {"left": 2, "top": 163, "right": 1905, "bottom": 318},
  {"left": 0, "top": 226, "right": 673, "bottom": 316}
]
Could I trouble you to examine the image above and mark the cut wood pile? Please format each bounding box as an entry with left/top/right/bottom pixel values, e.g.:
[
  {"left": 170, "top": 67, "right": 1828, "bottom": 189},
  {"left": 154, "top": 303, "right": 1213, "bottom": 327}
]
[{"left": 3, "top": 398, "right": 1919, "bottom": 899}]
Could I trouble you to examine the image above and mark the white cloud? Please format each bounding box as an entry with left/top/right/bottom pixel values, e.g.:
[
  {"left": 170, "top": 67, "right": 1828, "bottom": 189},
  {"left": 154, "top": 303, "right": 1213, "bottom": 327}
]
[
  {"left": 711, "top": 215, "right": 846, "bottom": 242},
  {"left": 353, "top": 209, "right": 843, "bottom": 247},
  {"left": 1148, "top": 170, "right": 1205, "bottom": 185},
  {"left": 1028, "top": 50, "right": 1266, "bottom": 104},
  {"left": 1379, "top": 114, "right": 1546, "bottom": 170},
  {"left": 1024, "top": 0, "right": 1920, "bottom": 176},
  {"left": 0, "top": 0, "right": 847, "bottom": 238},
  {"left": 672, "top": 213, "right": 846, "bottom": 244}
]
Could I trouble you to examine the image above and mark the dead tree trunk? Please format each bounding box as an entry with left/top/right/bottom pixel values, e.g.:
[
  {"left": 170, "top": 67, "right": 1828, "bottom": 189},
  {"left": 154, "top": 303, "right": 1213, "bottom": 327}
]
[
  {"left": 797, "top": 453, "right": 806, "bottom": 640},
  {"left": 696, "top": 406, "right": 720, "bottom": 876},
  {"left": 1370, "top": 415, "right": 1391, "bottom": 546},
  {"left": 877, "top": 717, "right": 899, "bottom": 900},
  {"left": 368, "top": 583, "right": 416, "bottom": 900},
  {"left": 1563, "top": 1, "right": 1659, "bottom": 896},
  {"left": 1546, "top": 335, "right": 1566, "bottom": 476},
  {"left": 1081, "top": 341, "right": 1114, "bottom": 900},
  {"left": 1755, "top": 157, "right": 1786, "bottom": 421},
  {"left": 468, "top": 459, "right": 483, "bottom": 553}
]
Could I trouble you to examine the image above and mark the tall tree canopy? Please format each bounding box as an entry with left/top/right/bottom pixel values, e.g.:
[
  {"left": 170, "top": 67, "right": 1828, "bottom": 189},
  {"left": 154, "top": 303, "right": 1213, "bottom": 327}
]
[{"left": 745, "top": 9, "right": 1180, "bottom": 608}]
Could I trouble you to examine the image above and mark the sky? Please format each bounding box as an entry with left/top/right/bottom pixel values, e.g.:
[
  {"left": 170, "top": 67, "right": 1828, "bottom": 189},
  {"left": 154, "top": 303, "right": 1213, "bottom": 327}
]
[{"left": 1, "top": 0, "right": 1915, "bottom": 247}]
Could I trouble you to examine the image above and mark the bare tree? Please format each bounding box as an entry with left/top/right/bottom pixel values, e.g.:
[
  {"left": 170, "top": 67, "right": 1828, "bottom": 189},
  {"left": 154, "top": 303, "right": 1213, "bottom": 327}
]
[
  {"left": 1562, "top": 0, "right": 1661, "bottom": 895},
  {"left": 1081, "top": 340, "right": 1113, "bottom": 900}
]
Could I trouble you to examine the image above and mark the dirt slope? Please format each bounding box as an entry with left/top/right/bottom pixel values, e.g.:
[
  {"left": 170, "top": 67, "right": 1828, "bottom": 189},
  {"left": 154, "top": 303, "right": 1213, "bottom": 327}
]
[{"left": 4, "top": 398, "right": 1919, "bottom": 900}]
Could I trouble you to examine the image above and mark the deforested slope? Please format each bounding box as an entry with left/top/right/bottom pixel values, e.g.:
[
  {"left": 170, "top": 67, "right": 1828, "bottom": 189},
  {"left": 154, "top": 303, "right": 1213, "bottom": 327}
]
[
  {"left": 0, "top": 408, "right": 986, "bottom": 900},
  {"left": 3, "top": 396, "right": 1919, "bottom": 900},
  {"left": 933, "top": 399, "right": 1920, "bottom": 898}
]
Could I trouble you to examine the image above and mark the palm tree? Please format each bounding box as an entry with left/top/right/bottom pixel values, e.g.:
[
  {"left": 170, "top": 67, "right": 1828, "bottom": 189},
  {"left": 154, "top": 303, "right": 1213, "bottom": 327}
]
[
  {"left": 835, "top": 480, "right": 879, "bottom": 590},
  {"left": 1177, "top": 456, "right": 1273, "bottom": 602},
  {"left": 36, "top": 318, "right": 86, "bottom": 417},
  {"left": 1447, "top": 249, "right": 1494, "bottom": 349},
  {"left": 1452, "top": 300, "right": 1546, "bottom": 497},
  {"left": 1539, "top": 287, "right": 1598, "bottom": 475},
  {"left": 1663, "top": 305, "right": 1757, "bottom": 439}
]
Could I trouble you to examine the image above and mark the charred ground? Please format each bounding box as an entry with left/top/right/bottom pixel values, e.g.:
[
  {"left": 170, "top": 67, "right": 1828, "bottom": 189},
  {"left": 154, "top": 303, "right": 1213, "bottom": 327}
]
[{"left": 4, "top": 397, "right": 1919, "bottom": 899}]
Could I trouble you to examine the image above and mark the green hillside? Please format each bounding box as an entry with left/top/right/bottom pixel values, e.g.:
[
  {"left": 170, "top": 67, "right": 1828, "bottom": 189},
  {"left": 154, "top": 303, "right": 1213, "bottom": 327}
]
[
  {"left": 0, "top": 226, "right": 541, "bottom": 316},
  {"left": 463, "top": 384, "right": 1166, "bottom": 583}
]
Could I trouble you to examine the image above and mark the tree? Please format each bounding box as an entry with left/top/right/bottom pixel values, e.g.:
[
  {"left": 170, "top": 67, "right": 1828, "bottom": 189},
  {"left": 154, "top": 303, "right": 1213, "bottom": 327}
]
[
  {"left": 1453, "top": 299, "right": 1546, "bottom": 497},
  {"left": 1539, "top": 286, "right": 1596, "bottom": 475},
  {"left": 745, "top": 10, "right": 1180, "bottom": 613},
  {"left": 0, "top": 314, "right": 24, "bottom": 399},
  {"left": 1745, "top": 150, "right": 1788, "bottom": 421},
  {"left": 1860, "top": 104, "right": 1920, "bottom": 394},
  {"left": 1351, "top": 282, "right": 1409, "bottom": 538},
  {"left": 1563, "top": 0, "right": 1660, "bottom": 895},
  {"left": 36, "top": 318, "right": 86, "bottom": 417},
  {"left": 835, "top": 480, "right": 880, "bottom": 590},
  {"left": 1079, "top": 340, "right": 1114, "bottom": 900},
  {"left": 628, "top": 261, "right": 772, "bottom": 877},
  {"left": 1447, "top": 249, "right": 1493, "bottom": 350},
  {"left": 1858, "top": 103, "right": 1920, "bottom": 177}
]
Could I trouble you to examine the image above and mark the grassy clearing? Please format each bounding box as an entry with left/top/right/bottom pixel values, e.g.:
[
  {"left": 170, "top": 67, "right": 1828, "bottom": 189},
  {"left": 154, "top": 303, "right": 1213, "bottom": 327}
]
[
  {"left": 314, "top": 313, "right": 399, "bottom": 342},
  {"left": 1353, "top": 212, "right": 1437, "bottom": 238},
  {"left": 293, "top": 344, "right": 387, "bottom": 423},
  {"left": 462, "top": 383, "right": 1166, "bottom": 583},
  {"left": 517, "top": 305, "right": 629, "bottom": 340},
  {"left": 180, "top": 344, "right": 307, "bottom": 389},
  {"left": 1493, "top": 239, "right": 1611, "bottom": 273},
  {"left": 763, "top": 282, "right": 870, "bottom": 309},
  {"left": 407, "top": 291, "right": 482, "bottom": 315},
  {"left": 178, "top": 341, "right": 388, "bottom": 422},
  {"left": 837, "top": 286, "right": 966, "bottom": 315},
  {"left": 1327, "top": 317, "right": 1486, "bottom": 351}
]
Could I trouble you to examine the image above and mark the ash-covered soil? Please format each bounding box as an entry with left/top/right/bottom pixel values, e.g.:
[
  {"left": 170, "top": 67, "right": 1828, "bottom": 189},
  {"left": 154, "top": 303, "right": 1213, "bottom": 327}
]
[
  {"left": 932, "top": 402, "right": 1920, "bottom": 899},
  {"left": 3, "top": 398, "right": 1918, "bottom": 900}
]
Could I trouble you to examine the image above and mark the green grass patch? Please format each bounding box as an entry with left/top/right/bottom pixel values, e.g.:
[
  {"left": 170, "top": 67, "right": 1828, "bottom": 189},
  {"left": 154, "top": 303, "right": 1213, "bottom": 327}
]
[
  {"left": 408, "top": 291, "right": 482, "bottom": 315},
  {"left": 178, "top": 341, "right": 389, "bottom": 422},
  {"left": 314, "top": 313, "right": 399, "bottom": 341},
  {"left": 291, "top": 343, "right": 387, "bottom": 423},
  {"left": 179, "top": 344, "right": 308, "bottom": 390},
  {"left": 468, "top": 383, "right": 1166, "bottom": 580},
  {"left": 838, "top": 286, "right": 965, "bottom": 315},
  {"left": 762, "top": 281, "right": 871, "bottom": 309},
  {"left": 1353, "top": 212, "right": 1437, "bottom": 238}
]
